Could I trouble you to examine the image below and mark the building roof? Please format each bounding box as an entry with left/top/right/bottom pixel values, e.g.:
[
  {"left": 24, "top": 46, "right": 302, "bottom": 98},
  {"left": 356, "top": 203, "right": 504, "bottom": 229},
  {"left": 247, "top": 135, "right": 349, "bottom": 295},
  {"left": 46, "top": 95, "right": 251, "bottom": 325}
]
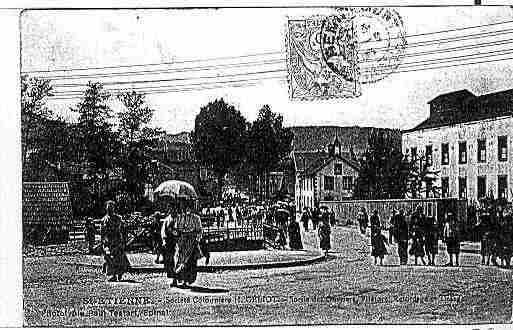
[
  {"left": 294, "top": 151, "right": 360, "bottom": 177},
  {"left": 160, "top": 131, "right": 191, "bottom": 145},
  {"left": 289, "top": 126, "right": 400, "bottom": 154},
  {"left": 22, "top": 182, "right": 72, "bottom": 226},
  {"left": 405, "top": 88, "right": 513, "bottom": 133},
  {"left": 427, "top": 89, "right": 475, "bottom": 104}
]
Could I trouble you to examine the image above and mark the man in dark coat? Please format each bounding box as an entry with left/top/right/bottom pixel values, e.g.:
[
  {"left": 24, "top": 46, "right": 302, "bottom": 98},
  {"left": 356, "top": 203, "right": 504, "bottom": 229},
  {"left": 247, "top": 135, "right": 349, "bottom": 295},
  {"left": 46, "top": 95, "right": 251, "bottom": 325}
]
[
  {"left": 311, "top": 206, "right": 320, "bottom": 230},
  {"left": 478, "top": 208, "right": 493, "bottom": 265},
  {"left": 424, "top": 215, "right": 438, "bottom": 266},
  {"left": 300, "top": 207, "right": 310, "bottom": 231},
  {"left": 84, "top": 217, "right": 96, "bottom": 254},
  {"left": 390, "top": 209, "right": 409, "bottom": 265},
  {"left": 357, "top": 207, "right": 369, "bottom": 235},
  {"left": 409, "top": 206, "right": 427, "bottom": 266},
  {"left": 288, "top": 219, "right": 303, "bottom": 250},
  {"left": 161, "top": 209, "right": 178, "bottom": 287}
]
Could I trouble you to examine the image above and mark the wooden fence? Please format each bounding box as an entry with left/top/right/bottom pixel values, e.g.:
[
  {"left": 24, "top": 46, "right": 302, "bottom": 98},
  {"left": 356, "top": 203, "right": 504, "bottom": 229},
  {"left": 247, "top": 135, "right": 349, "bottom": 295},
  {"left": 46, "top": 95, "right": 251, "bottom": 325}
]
[{"left": 70, "top": 212, "right": 267, "bottom": 252}]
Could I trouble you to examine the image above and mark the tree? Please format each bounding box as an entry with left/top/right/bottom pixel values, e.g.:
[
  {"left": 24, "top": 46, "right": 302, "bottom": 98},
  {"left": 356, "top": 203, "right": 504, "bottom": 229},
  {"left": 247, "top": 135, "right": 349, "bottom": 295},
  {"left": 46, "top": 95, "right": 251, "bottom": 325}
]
[
  {"left": 353, "top": 130, "right": 411, "bottom": 200},
  {"left": 192, "top": 99, "right": 248, "bottom": 199},
  {"left": 406, "top": 154, "right": 440, "bottom": 198},
  {"left": 71, "top": 81, "right": 117, "bottom": 176},
  {"left": 116, "top": 91, "right": 162, "bottom": 209},
  {"left": 71, "top": 82, "right": 118, "bottom": 214},
  {"left": 246, "top": 105, "right": 293, "bottom": 199},
  {"left": 21, "top": 74, "right": 54, "bottom": 178}
]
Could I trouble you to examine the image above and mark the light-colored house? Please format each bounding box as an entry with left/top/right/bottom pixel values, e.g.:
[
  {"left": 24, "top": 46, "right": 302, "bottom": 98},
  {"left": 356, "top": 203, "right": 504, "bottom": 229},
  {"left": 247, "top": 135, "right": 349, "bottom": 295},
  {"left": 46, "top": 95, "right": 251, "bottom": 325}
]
[
  {"left": 293, "top": 146, "right": 360, "bottom": 211},
  {"left": 402, "top": 88, "right": 513, "bottom": 203}
]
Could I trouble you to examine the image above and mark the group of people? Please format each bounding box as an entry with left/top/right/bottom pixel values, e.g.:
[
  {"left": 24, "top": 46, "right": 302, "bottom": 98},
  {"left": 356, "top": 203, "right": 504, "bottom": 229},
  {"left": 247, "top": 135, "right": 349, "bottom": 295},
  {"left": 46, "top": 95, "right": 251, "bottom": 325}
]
[
  {"left": 202, "top": 204, "right": 249, "bottom": 227},
  {"left": 299, "top": 206, "right": 335, "bottom": 256},
  {"left": 99, "top": 199, "right": 207, "bottom": 288},
  {"left": 357, "top": 206, "right": 462, "bottom": 267},
  {"left": 477, "top": 206, "right": 513, "bottom": 267},
  {"left": 299, "top": 206, "right": 336, "bottom": 232}
]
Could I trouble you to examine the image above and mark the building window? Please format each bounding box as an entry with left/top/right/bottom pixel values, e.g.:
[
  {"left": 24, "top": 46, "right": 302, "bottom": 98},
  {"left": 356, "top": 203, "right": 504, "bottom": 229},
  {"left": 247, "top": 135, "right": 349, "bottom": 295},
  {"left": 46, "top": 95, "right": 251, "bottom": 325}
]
[
  {"left": 425, "top": 145, "right": 433, "bottom": 167},
  {"left": 459, "top": 177, "right": 467, "bottom": 198},
  {"left": 498, "top": 136, "right": 508, "bottom": 162},
  {"left": 342, "top": 176, "right": 353, "bottom": 190},
  {"left": 459, "top": 141, "right": 467, "bottom": 164},
  {"left": 441, "top": 177, "right": 449, "bottom": 198},
  {"left": 324, "top": 175, "right": 334, "bottom": 191},
  {"left": 441, "top": 143, "right": 449, "bottom": 165},
  {"left": 477, "top": 176, "right": 486, "bottom": 200},
  {"left": 411, "top": 147, "right": 417, "bottom": 161},
  {"left": 477, "top": 139, "right": 486, "bottom": 163},
  {"left": 334, "top": 163, "right": 343, "bottom": 175},
  {"left": 426, "top": 181, "right": 432, "bottom": 198},
  {"left": 498, "top": 175, "right": 508, "bottom": 199}
]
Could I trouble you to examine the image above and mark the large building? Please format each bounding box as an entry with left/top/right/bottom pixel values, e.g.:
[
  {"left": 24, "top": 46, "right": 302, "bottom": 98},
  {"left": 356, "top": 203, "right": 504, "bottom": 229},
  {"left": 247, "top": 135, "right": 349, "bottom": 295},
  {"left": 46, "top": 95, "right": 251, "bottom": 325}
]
[{"left": 402, "top": 88, "right": 513, "bottom": 204}]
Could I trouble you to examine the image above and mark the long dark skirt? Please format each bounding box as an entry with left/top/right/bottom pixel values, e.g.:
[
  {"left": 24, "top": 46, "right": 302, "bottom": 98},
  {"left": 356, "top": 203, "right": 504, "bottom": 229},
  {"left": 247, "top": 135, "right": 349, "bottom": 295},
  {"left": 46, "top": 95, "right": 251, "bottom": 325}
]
[
  {"left": 175, "top": 233, "right": 202, "bottom": 285},
  {"left": 397, "top": 240, "right": 408, "bottom": 264},
  {"left": 371, "top": 235, "right": 388, "bottom": 257},
  {"left": 424, "top": 233, "right": 438, "bottom": 254},
  {"left": 288, "top": 223, "right": 303, "bottom": 250},
  {"left": 481, "top": 232, "right": 493, "bottom": 256},
  {"left": 162, "top": 239, "right": 176, "bottom": 279},
  {"left": 319, "top": 233, "right": 331, "bottom": 251},
  {"left": 409, "top": 237, "right": 425, "bottom": 257},
  {"left": 446, "top": 238, "right": 460, "bottom": 254},
  {"left": 176, "top": 251, "right": 199, "bottom": 285},
  {"left": 103, "top": 245, "right": 130, "bottom": 276}
]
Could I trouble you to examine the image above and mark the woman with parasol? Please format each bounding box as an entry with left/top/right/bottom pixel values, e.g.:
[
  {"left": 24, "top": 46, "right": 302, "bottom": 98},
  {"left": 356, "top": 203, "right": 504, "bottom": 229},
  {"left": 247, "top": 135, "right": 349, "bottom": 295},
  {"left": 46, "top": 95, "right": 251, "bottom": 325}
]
[{"left": 154, "top": 180, "right": 206, "bottom": 288}]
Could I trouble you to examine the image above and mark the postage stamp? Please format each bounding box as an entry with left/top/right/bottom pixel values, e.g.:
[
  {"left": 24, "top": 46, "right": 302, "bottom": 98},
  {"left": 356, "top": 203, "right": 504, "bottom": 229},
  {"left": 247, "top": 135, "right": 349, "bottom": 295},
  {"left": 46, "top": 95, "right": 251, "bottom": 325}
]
[{"left": 287, "top": 7, "right": 407, "bottom": 100}]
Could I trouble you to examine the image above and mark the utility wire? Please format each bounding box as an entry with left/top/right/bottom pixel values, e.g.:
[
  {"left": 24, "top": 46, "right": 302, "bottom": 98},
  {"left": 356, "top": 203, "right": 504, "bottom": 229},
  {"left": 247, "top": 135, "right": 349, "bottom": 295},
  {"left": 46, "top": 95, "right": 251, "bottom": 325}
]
[
  {"left": 53, "top": 68, "right": 287, "bottom": 88},
  {"left": 23, "top": 20, "right": 513, "bottom": 75},
  {"left": 49, "top": 55, "right": 513, "bottom": 98}
]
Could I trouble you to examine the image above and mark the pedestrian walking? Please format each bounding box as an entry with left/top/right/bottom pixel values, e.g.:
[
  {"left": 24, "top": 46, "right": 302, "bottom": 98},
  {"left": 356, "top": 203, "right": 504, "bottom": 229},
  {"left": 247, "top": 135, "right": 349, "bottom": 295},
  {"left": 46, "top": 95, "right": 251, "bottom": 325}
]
[
  {"left": 370, "top": 210, "right": 387, "bottom": 265},
  {"left": 371, "top": 228, "right": 389, "bottom": 266},
  {"left": 318, "top": 217, "right": 331, "bottom": 257},
  {"left": 493, "top": 208, "right": 505, "bottom": 267},
  {"left": 161, "top": 207, "right": 178, "bottom": 287},
  {"left": 311, "top": 206, "right": 320, "bottom": 231},
  {"left": 174, "top": 200, "right": 204, "bottom": 288},
  {"left": 424, "top": 216, "right": 438, "bottom": 266},
  {"left": 409, "top": 206, "right": 427, "bottom": 266},
  {"left": 478, "top": 207, "right": 493, "bottom": 265},
  {"left": 443, "top": 211, "right": 461, "bottom": 267},
  {"left": 357, "top": 207, "right": 369, "bottom": 235},
  {"left": 236, "top": 205, "right": 243, "bottom": 226},
  {"left": 329, "top": 208, "right": 336, "bottom": 227},
  {"left": 101, "top": 201, "right": 130, "bottom": 282},
  {"left": 370, "top": 209, "right": 380, "bottom": 237},
  {"left": 150, "top": 212, "right": 164, "bottom": 263},
  {"left": 300, "top": 207, "right": 310, "bottom": 232},
  {"left": 500, "top": 208, "right": 513, "bottom": 268},
  {"left": 84, "top": 217, "right": 96, "bottom": 254},
  {"left": 228, "top": 206, "right": 234, "bottom": 224},
  {"left": 219, "top": 208, "right": 225, "bottom": 227},
  {"left": 390, "top": 209, "right": 409, "bottom": 265},
  {"left": 288, "top": 218, "right": 303, "bottom": 250}
]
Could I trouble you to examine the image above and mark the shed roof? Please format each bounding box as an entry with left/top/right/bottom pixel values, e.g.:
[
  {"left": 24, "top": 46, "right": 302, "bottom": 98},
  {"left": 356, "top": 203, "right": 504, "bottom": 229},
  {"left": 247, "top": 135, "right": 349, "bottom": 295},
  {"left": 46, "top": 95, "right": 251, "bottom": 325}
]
[{"left": 22, "top": 182, "right": 72, "bottom": 226}]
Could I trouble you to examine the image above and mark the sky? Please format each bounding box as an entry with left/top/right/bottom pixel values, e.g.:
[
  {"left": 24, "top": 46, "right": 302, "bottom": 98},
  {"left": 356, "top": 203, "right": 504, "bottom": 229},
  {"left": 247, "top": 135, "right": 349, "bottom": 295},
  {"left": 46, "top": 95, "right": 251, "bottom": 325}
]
[{"left": 20, "top": 6, "right": 513, "bottom": 134}]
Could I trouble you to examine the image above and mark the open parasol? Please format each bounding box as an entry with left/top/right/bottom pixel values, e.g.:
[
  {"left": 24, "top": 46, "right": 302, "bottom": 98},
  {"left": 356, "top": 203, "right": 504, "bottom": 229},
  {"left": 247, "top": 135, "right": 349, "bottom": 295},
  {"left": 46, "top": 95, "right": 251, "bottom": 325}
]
[{"left": 154, "top": 180, "right": 198, "bottom": 199}]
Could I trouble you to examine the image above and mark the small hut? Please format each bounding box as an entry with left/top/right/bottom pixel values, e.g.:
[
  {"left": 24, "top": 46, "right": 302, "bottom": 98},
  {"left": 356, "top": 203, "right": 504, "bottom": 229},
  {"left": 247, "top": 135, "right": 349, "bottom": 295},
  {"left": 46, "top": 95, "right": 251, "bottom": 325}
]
[{"left": 23, "top": 182, "right": 72, "bottom": 245}]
